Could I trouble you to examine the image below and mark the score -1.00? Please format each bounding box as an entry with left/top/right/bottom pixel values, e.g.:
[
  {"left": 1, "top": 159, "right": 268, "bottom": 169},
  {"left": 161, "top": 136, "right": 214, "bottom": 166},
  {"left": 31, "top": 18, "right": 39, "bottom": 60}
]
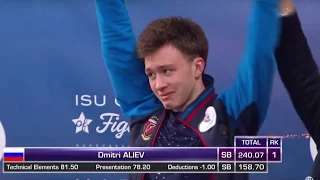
[{"left": 201, "top": 163, "right": 216, "bottom": 170}]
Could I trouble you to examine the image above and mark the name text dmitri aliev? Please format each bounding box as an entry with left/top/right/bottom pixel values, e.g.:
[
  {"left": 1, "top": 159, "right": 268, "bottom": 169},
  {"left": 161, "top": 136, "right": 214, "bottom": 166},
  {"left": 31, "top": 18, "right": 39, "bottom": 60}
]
[{"left": 98, "top": 152, "right": 145, "bottom": 159}]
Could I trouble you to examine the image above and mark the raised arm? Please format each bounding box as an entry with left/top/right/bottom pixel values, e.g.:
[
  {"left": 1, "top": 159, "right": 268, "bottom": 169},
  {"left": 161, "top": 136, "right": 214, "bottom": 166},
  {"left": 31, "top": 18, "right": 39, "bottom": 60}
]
[
  {"left": 218, "top": 0, "right": 280, "bottom": 135},
  {"left": 275, "top": 9, "right": 320, "bottom": 148},
  {"left": 95, "top": 0, "right": 161, "bottom": 119}
]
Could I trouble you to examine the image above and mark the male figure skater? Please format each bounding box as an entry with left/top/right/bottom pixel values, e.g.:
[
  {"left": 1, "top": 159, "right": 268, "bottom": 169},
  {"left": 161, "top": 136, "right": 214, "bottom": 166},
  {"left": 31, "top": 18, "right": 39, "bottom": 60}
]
[
  {"left": 275, "top": 0, "right": 320, "bottom": 178},
  {"left": 95, "top": 0, "right": 280, "bottom": 179}
]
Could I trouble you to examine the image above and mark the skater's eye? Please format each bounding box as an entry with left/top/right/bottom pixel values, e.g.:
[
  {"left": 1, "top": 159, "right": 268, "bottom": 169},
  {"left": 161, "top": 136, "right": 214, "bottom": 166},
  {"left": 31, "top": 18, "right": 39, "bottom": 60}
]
[
  {"left": 162, "top": 69, "right": 172, "bottom": 75},
  {"left": 147, "top": 72, "right": 156, "bottom": 78}
]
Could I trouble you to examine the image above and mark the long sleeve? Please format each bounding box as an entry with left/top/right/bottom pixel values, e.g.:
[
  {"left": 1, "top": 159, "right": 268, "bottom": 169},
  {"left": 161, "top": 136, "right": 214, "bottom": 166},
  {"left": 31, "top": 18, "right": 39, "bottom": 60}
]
[
  {"left": 275, "top": 12, "right": 320, "bottom": 148},
  {"left": 218, "top": 0, "right": 280, "bottom": 135},
  {"left": 95, "top": 0, "right": 161, "bottom": 120}
]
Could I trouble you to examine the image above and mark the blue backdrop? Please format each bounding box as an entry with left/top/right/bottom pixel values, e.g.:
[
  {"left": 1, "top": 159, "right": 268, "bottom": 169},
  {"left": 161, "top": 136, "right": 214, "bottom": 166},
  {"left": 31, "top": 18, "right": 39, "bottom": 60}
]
[{"left": 0, "top": 0, "right": 319, "bottom": 180}]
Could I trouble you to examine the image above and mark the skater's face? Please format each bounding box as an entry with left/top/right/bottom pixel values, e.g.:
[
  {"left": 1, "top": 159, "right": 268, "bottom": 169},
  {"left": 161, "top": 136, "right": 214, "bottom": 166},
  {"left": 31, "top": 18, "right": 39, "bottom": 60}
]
[{"left": 145, "top": 44, "right": 205, "bottom": 112}]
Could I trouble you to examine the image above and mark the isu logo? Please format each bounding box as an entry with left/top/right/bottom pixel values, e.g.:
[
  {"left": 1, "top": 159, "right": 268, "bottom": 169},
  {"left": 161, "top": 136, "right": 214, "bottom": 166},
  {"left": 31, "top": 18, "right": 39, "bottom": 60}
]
[{"left": 141, "top": 116, "right": 158, "bottom": 141}]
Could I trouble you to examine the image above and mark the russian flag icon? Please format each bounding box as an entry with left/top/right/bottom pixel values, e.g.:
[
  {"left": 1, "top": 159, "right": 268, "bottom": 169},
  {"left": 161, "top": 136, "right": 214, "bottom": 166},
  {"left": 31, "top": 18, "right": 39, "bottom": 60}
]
[{"left": 3, "top": 148, "right": 24, "bottom": 162}]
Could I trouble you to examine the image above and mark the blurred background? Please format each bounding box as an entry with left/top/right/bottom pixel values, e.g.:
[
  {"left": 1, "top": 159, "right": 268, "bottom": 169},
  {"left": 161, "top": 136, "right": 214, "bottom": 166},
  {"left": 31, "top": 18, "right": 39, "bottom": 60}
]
[{"left": 0, "top": 0, "right": 319, "bottom": 179}]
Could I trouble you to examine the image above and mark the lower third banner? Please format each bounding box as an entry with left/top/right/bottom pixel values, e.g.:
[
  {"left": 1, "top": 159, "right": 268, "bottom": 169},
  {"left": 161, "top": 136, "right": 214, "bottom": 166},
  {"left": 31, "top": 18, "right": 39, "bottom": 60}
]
[{"left": 3, "top": 162, "right": 268, "bottom": 173}]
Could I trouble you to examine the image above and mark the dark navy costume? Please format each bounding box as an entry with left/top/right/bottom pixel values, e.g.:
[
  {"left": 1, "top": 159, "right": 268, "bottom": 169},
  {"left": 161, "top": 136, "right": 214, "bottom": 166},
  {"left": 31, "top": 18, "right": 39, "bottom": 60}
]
[
  {"left": 146, "top": 111, "right": 208, "bottom": 180},
  {"left": 95, "top": 0, "right": 281, "bottom": 180}
]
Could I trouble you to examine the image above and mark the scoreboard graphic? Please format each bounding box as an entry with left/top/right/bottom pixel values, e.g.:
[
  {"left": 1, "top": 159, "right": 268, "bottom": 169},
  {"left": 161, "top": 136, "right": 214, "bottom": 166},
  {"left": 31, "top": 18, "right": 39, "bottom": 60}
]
[{"left": 2, "top": 136, "right": 281, "bottom": 173}]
